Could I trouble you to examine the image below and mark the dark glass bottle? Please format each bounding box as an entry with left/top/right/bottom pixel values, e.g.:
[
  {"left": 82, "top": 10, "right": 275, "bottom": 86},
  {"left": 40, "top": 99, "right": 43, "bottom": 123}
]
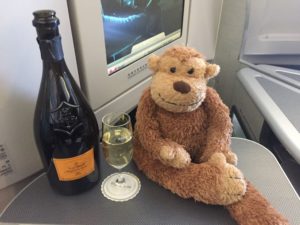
[{"left": 32, "top": 10, "right": 100, "bottom": 195}]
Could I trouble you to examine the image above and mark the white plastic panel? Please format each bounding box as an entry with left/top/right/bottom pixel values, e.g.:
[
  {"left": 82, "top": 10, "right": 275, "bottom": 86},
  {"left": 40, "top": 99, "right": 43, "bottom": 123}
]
[
  {"left": 237, "top": 67, "right": 300, "bottom": 164},
  {"left": 240, "top": 0, "right": 300, "bottom": 65},
  {"left": 187, "top": 0, "right": 223, "bottom": 59}
]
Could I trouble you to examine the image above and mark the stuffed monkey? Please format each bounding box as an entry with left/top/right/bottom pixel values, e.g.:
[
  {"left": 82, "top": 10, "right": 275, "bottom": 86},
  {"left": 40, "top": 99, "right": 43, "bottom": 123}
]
[{"left": 133, "top": 46, "right": 289, "bottom": 225}]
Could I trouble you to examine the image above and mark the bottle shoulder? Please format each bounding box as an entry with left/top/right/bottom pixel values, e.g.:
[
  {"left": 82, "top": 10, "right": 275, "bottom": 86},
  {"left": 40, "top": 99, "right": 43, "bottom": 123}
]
[{"left": 35, "top": 60, "right": 98, "bottom": 143}]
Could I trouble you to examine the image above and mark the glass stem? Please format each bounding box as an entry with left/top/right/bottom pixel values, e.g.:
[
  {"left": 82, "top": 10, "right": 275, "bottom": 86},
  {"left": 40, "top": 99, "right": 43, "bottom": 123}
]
[{"left": 116, "top": 171, "right": 125, "bottom": 185}]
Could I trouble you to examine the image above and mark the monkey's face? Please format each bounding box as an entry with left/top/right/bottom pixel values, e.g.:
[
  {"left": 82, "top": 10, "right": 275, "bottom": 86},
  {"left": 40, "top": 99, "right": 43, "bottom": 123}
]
[{"left": 149, "top": 53, "right": 219, "bottom": 113}]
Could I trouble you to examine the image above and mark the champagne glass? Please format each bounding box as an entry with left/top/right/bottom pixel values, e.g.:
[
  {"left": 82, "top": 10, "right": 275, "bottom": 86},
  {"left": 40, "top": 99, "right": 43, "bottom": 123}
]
[{"left": 101, "top": 112, "right": 141, "bottom": 201}]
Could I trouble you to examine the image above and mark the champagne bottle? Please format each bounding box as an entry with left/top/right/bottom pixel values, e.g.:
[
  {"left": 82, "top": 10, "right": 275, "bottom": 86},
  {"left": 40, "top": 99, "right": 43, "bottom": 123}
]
[{"left": 32, "top": 10, "right": 100, "bottom": 195}]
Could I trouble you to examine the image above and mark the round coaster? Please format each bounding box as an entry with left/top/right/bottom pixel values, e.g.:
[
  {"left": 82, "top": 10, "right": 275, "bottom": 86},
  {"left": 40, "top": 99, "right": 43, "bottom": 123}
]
[{"left": 101, "top": 172, "right": 141, "bottom": 202}]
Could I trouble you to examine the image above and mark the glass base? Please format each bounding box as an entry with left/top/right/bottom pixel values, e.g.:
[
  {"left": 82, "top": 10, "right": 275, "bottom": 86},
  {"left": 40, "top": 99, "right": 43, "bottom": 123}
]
[{"left": 101, "top": 172, "right": 141, "bottom": 202}]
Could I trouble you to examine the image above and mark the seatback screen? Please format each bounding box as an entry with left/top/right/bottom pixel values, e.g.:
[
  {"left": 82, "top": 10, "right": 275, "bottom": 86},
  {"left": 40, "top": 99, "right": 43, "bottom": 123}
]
[{"left": 100, "top": 0, "right": 185, "bottom": 75}]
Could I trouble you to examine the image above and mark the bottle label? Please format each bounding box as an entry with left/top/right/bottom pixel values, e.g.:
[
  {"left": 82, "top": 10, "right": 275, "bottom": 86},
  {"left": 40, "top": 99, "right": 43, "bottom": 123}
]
[{"left": 53, "top": 148, "right": 95, "bottom": 181}]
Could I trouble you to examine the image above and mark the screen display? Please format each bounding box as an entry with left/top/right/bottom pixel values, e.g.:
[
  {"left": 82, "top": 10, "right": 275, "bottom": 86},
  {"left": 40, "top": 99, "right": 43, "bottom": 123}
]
[{"left": 100, "top": 0, "right": 185, "bottom": 75}]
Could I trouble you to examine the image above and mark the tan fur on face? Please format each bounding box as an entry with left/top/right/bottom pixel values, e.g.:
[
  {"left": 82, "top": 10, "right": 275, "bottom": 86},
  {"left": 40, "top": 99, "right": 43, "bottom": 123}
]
[
  {"left": 150, "top": 71, "right": 207, "bottom": 113},
  {"left": 149, "top": 46, "right": 217, "bottom": 113}
]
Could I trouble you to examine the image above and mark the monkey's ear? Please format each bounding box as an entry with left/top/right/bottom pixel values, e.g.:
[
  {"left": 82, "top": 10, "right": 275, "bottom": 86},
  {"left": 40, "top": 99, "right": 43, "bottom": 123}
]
[
  {"left": 148, "top": 54, "right": 160, "bottom": 72},
  {"left": 205, "top": 64, "right": 220, "bottom": 79}
]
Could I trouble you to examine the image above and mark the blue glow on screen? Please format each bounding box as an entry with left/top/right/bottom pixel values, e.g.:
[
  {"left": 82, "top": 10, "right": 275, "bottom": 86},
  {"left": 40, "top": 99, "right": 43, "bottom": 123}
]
[{"left": 103, "top": 14, "right": 143, "bottom": 24}]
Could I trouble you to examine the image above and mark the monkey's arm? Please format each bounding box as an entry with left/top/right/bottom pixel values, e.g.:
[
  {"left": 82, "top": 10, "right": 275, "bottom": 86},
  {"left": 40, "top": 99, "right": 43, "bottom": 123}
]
[
  {"left": 199, "top": 87, "right": 235, "bottom": 163},
  {"left": 135, "top": 88, "right": 190, "bottom": 168}
]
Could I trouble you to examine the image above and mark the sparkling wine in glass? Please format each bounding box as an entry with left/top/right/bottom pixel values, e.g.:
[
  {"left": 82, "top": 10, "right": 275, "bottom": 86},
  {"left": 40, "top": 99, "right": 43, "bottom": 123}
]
[{"left": 101, "top": 112, "right": 140, "bottom": 201}]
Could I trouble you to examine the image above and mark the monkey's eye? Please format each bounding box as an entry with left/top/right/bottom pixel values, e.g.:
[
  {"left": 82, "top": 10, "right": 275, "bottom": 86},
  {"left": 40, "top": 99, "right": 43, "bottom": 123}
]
[
  {"left": 170, "top": 67, "right": 176, "bottom": 73},
  {"left": 187, "top": 68, "right": 194, "bottom": 75}
]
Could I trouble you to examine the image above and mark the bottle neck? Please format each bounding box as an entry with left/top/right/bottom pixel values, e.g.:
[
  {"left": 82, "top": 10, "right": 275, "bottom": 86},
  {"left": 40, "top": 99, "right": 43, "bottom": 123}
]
[{"left": 38, "top": 35, "right": 64, "bottom": 62}]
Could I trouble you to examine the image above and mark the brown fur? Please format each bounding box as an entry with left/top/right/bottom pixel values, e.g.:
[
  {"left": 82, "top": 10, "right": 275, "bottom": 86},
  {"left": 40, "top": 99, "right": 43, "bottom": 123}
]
[
  {"left": 133, "top": 46, "right": 289, "bottom": 224},
  {"left": 161, "top": 45, "right": 204, "bottom": 62},
  {"left": 227, "top": 182, "right": 289, "bottom": 225}
]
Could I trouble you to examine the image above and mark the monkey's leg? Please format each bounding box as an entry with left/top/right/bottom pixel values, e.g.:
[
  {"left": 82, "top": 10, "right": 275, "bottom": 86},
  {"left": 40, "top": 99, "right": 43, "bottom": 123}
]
[{"left": 133, "top": 141, "right": 246, "bottom": 205}]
